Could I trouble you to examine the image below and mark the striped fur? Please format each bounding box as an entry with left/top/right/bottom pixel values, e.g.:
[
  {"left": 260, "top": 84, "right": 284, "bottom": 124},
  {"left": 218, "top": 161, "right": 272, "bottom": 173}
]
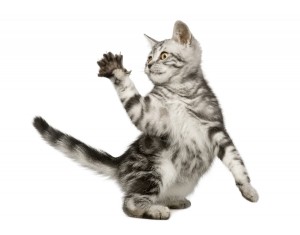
[
  {"left": 33, "top": 117, "right": 118, "bottom": 177},
  {"left": 34, "top": 20, "right": 258, "bottom": 220}
]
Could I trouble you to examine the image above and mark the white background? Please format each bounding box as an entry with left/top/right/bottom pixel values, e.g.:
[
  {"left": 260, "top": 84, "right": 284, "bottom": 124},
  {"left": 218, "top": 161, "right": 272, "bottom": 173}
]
[{"left": 1, "top": 0, "right": 300, "bottom": 234}]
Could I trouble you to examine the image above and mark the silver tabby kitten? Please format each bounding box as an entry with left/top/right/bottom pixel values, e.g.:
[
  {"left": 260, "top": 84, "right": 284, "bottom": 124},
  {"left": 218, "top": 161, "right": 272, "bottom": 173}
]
[{"left": 33, "top": 21, "right": 258, "bottom": 220}]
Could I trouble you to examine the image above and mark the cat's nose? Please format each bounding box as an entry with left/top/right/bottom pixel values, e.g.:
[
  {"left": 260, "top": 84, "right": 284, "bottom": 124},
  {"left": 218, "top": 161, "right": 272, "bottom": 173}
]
[{"left": 148, "top": 63, "right": 153, "bottom": 69}]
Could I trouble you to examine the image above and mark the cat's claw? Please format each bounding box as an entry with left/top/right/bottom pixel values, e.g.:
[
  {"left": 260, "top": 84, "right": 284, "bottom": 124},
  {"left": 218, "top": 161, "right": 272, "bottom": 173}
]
[{"left": 97, "top": 52, "right": 129, "bottom": 78}]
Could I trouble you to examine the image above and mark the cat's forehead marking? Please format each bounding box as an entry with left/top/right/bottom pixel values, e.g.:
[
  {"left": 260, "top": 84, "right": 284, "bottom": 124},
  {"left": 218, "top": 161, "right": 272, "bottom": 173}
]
[{"left": 153, "top": 40, "right": 168, "bottom": 53}]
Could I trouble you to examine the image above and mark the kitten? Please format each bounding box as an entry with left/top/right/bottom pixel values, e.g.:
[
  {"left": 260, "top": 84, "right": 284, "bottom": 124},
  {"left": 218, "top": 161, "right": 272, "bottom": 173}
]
[{"left": 33, "top": 21, "right": 258, "bottom": 220}]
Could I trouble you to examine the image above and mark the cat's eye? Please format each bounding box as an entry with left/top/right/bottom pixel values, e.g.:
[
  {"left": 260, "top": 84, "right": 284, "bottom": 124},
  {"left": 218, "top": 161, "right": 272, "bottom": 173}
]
[
  {"left": 147, "top": 56, "right": 152, "bottom": 63},
  {"left": 160, "top": 52, "right": 169, "bottom": 60}
]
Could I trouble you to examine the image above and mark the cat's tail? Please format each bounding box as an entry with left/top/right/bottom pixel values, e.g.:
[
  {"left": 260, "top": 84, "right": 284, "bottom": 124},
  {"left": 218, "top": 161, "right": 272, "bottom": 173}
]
[{"left": 33, "top": 116, "right": 118, "bottom": 178}]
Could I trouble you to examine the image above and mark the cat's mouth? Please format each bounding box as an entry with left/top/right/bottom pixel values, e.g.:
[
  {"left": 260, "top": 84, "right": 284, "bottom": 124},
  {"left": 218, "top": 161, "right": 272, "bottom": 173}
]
[{"left": 150, "top": 71, "right": 164, "bottom": 75}]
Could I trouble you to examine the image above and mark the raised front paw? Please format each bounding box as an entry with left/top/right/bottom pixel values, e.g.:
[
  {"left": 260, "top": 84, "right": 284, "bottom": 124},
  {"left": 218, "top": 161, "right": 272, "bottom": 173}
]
[{"left": 97, "top": 52, "right": 128, "bottom": 78}]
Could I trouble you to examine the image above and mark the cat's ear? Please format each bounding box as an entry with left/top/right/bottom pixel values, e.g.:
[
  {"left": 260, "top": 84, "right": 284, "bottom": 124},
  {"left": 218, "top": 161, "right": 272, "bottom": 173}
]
[
  {"left": 172, "top": 21, "right": 192, "bottom": 45},
  {"left": 144, "top": 34, "right": 158, "bottom": 47}
]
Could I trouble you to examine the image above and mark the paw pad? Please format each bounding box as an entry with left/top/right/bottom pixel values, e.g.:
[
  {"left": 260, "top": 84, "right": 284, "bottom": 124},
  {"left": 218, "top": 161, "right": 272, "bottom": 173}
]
[{"left": 97, "top": 52, "right": 127, "bottom": 78}]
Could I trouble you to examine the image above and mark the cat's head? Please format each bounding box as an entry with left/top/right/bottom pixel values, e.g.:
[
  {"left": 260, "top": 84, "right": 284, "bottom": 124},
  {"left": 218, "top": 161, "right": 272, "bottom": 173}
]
[{"left": 144, "top": 21, "right": 201, "bottom": 85}]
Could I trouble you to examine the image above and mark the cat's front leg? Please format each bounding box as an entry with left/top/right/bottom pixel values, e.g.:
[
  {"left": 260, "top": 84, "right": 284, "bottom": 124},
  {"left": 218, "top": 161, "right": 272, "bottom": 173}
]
[
  {"left": 97, "top": 52, "right": 169, "bottom": 135},
  {"left": 209, "top": 126, "right": 259, "bottom": 202}
]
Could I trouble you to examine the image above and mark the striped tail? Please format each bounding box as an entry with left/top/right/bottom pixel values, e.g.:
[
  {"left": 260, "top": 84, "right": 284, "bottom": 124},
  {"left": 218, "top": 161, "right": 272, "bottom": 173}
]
[{"left": 33, "top": 116, "right": 118, "bottom": 178}]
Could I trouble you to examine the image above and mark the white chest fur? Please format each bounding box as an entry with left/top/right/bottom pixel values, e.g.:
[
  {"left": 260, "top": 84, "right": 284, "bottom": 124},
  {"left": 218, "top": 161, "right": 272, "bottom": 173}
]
[{"left": 167, "top": 100, "right": 211, "bottom": 152}]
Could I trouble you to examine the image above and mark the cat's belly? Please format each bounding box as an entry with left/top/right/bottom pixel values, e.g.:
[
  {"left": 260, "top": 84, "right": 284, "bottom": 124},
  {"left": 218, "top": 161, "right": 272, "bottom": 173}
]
[
  {"left": 157, "top": 147, "right": 213, "bottom": 200},
  {"left": 168, "top": 102, "right": 214, "bottom": 177},
  {"left": 160, "top": 178, "right": 199, "bottom": 200},
  {"left": 157, "top": 101, "right": 215, "bottom": 199}
]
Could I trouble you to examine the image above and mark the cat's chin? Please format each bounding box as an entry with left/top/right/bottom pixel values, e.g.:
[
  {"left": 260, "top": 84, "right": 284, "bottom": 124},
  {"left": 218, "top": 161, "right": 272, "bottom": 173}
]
[{"left": 148, "top": 72, "right": 171, "bottom": 85}]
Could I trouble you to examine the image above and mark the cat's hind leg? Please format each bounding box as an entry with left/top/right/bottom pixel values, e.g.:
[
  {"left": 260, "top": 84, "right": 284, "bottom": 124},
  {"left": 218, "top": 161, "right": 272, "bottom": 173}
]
[{"left": 121, "top": 166, "right": 170, "bottom": 219}]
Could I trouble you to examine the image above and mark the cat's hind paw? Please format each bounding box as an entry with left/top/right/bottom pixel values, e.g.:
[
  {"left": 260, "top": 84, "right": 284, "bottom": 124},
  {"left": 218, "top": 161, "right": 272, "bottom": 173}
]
[
  {"left": 165, "top": 198, "right": 191, "bottom": 209},
  {"left": 143, "top": 205, "right": 170, "bottom": 220}
]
